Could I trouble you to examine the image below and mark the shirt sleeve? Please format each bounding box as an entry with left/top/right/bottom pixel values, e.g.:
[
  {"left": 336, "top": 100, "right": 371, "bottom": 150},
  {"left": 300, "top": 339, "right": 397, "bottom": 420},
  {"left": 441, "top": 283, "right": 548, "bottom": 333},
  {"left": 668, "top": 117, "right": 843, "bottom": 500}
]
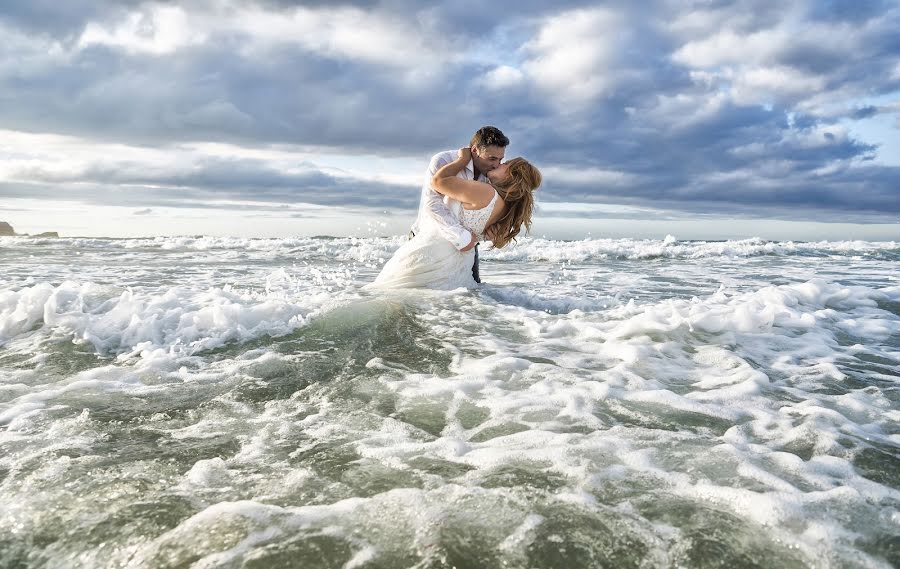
[{"left": 423, "top": 154, "right": 472, "bottom": 250}]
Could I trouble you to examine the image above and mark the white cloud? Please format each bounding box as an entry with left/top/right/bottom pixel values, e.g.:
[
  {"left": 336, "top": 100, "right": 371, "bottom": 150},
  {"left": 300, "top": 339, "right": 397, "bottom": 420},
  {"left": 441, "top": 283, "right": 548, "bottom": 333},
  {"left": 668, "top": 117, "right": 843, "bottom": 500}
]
[
  {"left": 731, "top": 65, "right": 826, "bottom": 106},
  {"left": 0, "top": 129, "right": 192, "bottom": 182},
  {"left": 232, "top": 6, "right": 444, "bottom": 67},
  {"left": 481, "top": 65, "right": 525, "bottom": 91},
  {"left": 0, "top": 128, "right": 423, "bottom": 196},
  {"left": 520, "top": 8, "right": 625, "bottom": 106},
  {"left": 671, "top": 28, "right": 787, "bottom": 68},
  {"left": 541, "top": 166, "right": 637, "bottom": 187},
  {"left": 640, "top": 91, "right": 731, "bottom": 133},
  {"left": 0, "top": 21, "right": 69, "bottom": 76},
  {"left": 538, "top": 201, "right": 661, "bottom": 216},
  {"left": 669, "top": 5, "right": 894, "bottom": 111},
  {"left": 78, "top": 4, "right": 205, "bottom": 55},
  {"left": 73, "top": 2, "right": 449, "bottom": 73},
  {"left": 665, "top": 4, "right": 743, "bottom": 37}
]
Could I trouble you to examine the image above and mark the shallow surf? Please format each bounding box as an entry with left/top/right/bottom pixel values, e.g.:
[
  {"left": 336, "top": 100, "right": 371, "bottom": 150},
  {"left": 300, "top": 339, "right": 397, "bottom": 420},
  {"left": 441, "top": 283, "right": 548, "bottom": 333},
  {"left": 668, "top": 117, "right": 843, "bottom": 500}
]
[{"left": 1, "top": 235, "right": 898, "bottom": 567}]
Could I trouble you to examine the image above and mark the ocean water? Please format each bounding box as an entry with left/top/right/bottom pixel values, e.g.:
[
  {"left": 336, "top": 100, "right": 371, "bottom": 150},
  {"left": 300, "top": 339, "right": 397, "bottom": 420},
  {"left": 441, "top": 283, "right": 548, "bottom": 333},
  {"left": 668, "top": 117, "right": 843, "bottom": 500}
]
[{"left": 1, "top": 234, "right": 898, "bottom": 569}]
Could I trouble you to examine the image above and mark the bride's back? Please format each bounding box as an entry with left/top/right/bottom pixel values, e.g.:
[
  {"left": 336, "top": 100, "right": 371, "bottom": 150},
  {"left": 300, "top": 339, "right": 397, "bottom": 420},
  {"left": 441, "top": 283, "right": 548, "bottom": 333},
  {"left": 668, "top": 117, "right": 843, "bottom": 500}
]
[{"left": 461, "top": 190, "right": 504, "bottom": 238}]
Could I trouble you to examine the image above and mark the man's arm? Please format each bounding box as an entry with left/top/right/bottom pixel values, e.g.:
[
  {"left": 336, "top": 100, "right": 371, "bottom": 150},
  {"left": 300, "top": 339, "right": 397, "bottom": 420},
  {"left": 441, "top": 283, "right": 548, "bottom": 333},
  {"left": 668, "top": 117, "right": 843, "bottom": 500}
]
[{"left": 422, "top": 153, "right": 476, "bottom": 251}]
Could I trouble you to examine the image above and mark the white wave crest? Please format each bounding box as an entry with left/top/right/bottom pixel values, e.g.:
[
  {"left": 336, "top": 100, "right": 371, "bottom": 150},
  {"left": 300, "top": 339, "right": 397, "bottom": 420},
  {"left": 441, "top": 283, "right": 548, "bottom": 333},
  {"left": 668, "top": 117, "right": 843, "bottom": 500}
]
[{"left": 0, "top": 280, "right": 315, "bottom": 360}]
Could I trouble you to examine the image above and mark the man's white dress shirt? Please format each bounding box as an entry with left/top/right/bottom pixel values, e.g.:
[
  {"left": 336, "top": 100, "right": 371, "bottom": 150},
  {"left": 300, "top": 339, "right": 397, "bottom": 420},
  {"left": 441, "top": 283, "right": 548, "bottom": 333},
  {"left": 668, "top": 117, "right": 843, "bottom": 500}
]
[{"left": 410, "top": 150, "right": 489, "bottom": 250}]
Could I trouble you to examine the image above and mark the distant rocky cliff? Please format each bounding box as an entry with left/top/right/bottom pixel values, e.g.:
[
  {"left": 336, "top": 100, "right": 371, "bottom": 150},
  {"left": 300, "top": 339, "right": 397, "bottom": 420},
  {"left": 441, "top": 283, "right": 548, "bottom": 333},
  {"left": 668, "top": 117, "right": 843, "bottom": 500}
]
[{"left": 0, "top": 222, "right": 58, "bottom": 237}]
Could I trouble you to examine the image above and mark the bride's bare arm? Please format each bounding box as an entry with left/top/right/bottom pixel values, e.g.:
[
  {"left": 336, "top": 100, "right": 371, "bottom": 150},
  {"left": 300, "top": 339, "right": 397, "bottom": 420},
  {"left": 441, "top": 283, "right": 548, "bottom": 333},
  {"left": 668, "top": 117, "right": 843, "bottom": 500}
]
[{"left": 432, "top": 148, "right": 496, "bottom": 207}]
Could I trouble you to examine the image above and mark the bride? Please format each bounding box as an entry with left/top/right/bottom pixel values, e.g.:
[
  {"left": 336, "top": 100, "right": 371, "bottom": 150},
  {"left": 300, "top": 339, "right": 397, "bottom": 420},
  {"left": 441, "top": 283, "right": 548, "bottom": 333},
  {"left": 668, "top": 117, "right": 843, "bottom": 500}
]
[{"left": 368, "top": 148, "right": 542, "bottom": 289}]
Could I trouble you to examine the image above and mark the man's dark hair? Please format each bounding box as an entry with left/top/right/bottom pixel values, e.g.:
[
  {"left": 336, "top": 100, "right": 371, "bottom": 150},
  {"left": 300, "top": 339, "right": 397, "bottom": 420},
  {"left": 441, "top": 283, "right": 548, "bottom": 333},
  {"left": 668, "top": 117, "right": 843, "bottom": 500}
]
[{"left": 470, "top": 126, "right": 510, "bottom": 150}]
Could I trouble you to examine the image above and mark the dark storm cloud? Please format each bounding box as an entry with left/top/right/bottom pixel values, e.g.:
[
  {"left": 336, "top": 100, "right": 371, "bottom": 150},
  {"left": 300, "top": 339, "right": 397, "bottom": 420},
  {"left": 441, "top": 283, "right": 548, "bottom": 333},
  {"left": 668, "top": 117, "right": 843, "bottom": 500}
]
[
  {"left": 1, "top": 0, "right": 899, "bottom": 221},
  {"left": 0, "top": 38, "right": 480, "bottom": 152},
  {"left": 0, "top": 0, "right": 137, "bottom": 36},
  {"left": 0, "top": 157, "right": 420, "bottom": 210},
  {"left": 808, "top": 0, "right": 894, "bottom": 23}
]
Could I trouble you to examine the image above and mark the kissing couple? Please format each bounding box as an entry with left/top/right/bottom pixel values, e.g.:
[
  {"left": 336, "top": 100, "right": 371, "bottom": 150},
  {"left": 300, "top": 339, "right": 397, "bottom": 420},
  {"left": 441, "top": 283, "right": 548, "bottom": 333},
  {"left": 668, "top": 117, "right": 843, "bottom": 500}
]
[{"left": 369, "top": 126, "right": 542, "bottom": 290}]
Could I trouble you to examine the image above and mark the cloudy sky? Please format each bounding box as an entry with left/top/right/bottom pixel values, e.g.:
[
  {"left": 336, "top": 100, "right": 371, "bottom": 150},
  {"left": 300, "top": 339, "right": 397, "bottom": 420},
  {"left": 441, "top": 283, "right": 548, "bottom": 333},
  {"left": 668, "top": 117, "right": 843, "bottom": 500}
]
[{"left": 1, "top": 0, "right": 898, "bottom": 239}]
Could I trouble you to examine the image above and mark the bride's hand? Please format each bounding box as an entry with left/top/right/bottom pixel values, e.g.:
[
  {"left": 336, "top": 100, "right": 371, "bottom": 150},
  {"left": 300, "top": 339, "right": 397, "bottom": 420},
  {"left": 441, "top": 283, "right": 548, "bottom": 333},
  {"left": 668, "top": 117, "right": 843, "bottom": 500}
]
[
  {"left": 458, "top": 147, "right": 472, "bottom": 161},
  {"left": 460, "top": 231, "right": 477, "bottom": 252}
]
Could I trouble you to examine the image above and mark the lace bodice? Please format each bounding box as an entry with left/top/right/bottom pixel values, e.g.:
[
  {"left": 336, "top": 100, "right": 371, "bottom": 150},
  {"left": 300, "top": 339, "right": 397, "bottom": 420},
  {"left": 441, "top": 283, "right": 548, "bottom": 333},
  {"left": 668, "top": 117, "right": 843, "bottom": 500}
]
[{"left": 460, "top": 191, "right": 499, "bottom": 239}]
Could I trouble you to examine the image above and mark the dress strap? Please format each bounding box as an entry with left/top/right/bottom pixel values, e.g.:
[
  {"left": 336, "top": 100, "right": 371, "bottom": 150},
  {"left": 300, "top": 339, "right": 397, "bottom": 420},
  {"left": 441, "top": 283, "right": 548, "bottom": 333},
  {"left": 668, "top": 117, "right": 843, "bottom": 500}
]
[{"left": 486, "top": 189, "right": 499, "bottom": 210}]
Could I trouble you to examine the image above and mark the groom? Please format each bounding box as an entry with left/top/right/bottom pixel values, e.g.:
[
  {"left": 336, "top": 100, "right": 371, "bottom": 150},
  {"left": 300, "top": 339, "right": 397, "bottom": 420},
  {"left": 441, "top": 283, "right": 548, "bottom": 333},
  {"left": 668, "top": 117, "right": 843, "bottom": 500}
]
[{"left": 410, "top": 126, "right": 509, "bottom": 283}]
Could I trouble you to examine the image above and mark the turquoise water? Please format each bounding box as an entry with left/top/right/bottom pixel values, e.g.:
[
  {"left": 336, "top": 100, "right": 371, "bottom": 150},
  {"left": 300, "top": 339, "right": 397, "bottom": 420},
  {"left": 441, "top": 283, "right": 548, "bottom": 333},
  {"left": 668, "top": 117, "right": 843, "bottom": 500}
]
[{"left": 1, "top": 235, "right": 898, "bottom": 568}]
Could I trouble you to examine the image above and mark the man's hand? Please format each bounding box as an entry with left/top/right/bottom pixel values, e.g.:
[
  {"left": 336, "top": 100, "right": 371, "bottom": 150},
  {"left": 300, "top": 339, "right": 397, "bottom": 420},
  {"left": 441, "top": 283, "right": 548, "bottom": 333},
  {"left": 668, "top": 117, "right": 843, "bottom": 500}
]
[
  {"left": 458, "top": 147, "right": 472, "bottom": 161},
  {"left": 460, "top": 231, "right": 478, "bottom": 252}
]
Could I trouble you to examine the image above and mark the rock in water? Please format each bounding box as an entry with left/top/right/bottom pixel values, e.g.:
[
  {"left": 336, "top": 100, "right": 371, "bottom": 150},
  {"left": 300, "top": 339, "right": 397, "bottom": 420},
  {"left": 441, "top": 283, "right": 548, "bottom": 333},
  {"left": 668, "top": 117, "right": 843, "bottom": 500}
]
[
  {"left": 33, "top": 232, "right": 59, "bottom": 238},
  {"left": 0, "top": 221, "right": 15, "bottom": 236}
]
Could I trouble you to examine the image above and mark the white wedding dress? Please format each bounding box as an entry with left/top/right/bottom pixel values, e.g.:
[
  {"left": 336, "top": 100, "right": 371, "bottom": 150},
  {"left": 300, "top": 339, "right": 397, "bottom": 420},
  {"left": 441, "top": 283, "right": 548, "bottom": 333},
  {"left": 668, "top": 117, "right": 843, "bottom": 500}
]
[{"left": 368, "top": 192, "right": 499, "bottom": 290}]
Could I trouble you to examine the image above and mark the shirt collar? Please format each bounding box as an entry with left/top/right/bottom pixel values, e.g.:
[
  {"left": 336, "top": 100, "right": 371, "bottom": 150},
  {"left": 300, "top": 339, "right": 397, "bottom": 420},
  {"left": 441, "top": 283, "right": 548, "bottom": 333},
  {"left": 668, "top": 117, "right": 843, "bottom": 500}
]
[{"left": 466, "top": 159, "right": 488, "bottom": 181}]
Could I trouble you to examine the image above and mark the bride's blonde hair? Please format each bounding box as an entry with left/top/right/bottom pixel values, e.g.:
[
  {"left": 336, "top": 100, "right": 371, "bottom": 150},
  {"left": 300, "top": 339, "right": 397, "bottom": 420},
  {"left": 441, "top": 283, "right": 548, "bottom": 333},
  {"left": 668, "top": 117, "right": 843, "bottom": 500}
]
[{"left": 487, "top": 158, "right": 541, "bottom": 249}]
